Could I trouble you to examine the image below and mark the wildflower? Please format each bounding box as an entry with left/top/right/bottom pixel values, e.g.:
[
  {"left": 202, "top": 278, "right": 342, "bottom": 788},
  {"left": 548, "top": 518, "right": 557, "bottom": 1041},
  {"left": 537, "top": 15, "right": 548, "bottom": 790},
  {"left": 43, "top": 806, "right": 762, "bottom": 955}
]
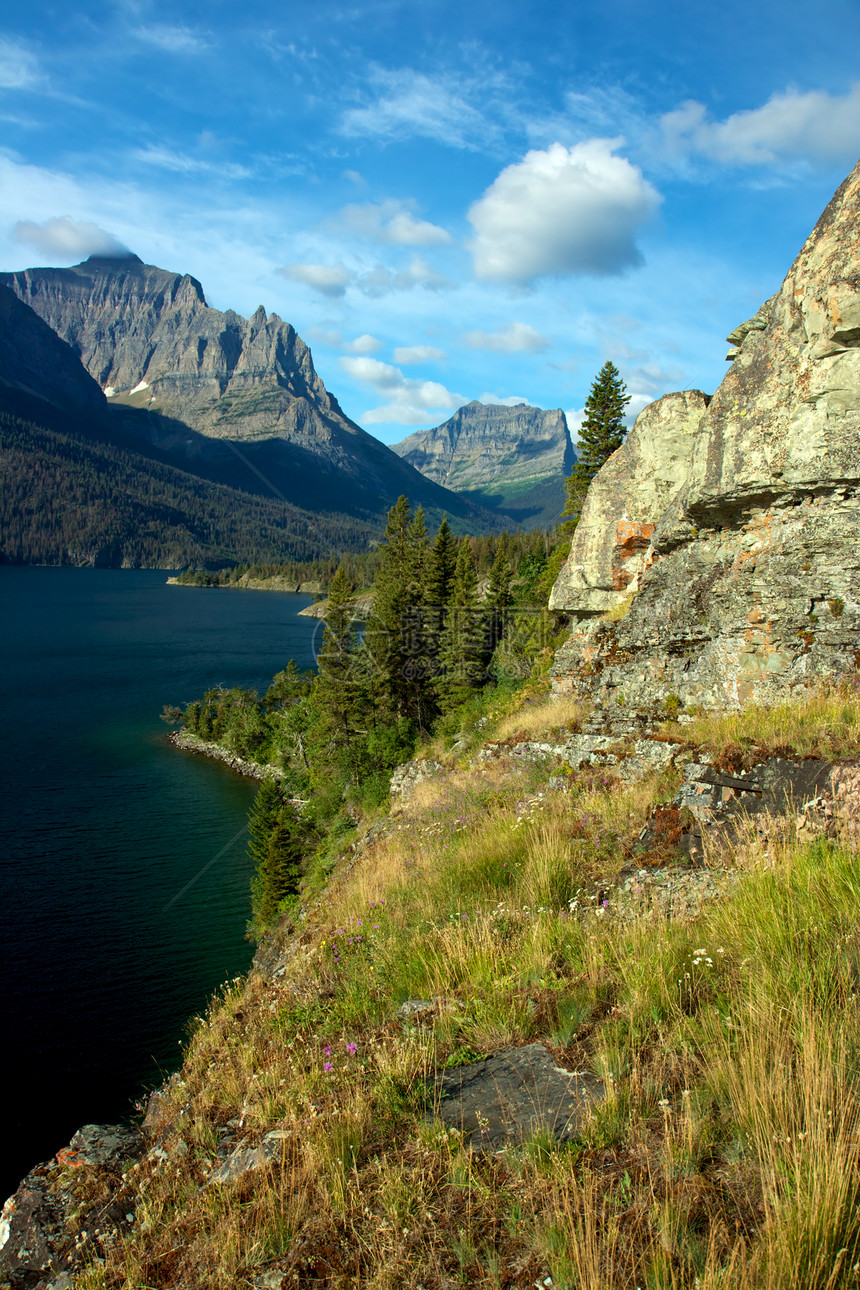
[
  {"left": 346, "top": 1043, "right": 357, "bottom": 1055},
  {"left": 324, "top": 1046, "right": 331, "bottom": 1056},
  {"left": 324, "top": 1062, "right": 333, "bottom": 1073}
]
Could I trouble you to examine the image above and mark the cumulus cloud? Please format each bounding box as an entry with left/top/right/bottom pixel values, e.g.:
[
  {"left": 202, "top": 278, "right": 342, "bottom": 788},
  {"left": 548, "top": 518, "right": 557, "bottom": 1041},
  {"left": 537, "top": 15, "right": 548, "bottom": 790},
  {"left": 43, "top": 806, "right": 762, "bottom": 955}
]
[
  {"left": 394, "top": 345, "right": 447, "bottom": 364},
  {"left": 468, "top": 139, "right": 661, "bottom": 284},
  {"left": 660, "top": 84, "right": 860, "bottom": 167},
  {"left": 344, "top": 334, "right": 383, "bottom": 354},
  {"left": 339, "top": 355, "right": 464, "bottom": 425},
  {"left": 131, "top": 24, "right": 210, "bottom": 53},
  {"left": 464, "top": 322, "right": 548, "bottom": 352},
  {"left": 0, "top": 36, "right": 41, "bottom": 90},
  {"left": 340, "top": 199, "right": 451, "bottom": 246},
  {"left": 339, "top": 66, "right": 498, "bottom": 151},
  {"left": 13, "top": 216, "right": 131, "bottom": 260},
  {"left": 277, "top": 262, "right": 351, "bottom": 298}
]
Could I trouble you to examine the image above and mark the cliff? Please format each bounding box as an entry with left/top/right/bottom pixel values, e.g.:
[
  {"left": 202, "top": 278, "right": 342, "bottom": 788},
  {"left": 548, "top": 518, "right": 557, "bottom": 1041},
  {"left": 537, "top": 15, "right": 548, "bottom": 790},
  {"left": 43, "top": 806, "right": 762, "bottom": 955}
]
[
  {"left": 551, "top": 157, "right": 860, "bottom": 711},
  {"left": 392, "top": 400, "right": 574, "bottom": 527}
]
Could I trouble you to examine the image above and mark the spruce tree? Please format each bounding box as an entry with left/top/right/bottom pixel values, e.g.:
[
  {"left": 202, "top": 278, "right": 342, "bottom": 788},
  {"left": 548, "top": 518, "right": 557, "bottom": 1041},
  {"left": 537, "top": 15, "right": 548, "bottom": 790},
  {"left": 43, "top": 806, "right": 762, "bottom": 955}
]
[
  {"left": 425, "top": 517, "right": 457, "bottom": 607},
  {"left": 563, "top": 360, "right": 630, "bottom": 525}
]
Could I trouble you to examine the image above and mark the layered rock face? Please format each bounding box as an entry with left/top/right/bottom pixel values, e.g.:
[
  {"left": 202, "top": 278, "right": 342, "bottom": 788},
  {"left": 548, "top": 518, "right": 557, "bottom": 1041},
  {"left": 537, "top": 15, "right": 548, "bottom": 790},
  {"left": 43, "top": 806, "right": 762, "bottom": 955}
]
[
  {"left": 551, "top": 160, "right": 860, "bottom": 710},
  {"left": 0, "top": 255, "right": 350, "bottom": 444},
  {"left": 392, "top": 401, "right": 574, "bottom": 526}
]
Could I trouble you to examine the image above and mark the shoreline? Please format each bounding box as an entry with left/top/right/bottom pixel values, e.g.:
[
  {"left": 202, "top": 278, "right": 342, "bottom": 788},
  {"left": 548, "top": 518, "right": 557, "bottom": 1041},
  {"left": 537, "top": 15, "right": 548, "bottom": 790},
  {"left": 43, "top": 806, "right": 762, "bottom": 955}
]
[
  {"left": 167, "top": 729, "right": 286, "bottom": 780},
  {"left": 165, "top": 575, "right": 322, "bottom": 595}
]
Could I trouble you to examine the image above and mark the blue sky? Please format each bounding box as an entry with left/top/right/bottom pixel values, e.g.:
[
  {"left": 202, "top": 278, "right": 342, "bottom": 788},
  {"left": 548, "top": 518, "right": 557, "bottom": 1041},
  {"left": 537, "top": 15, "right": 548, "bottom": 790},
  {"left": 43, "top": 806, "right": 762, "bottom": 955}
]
[{"left": 2, "top": 0, "right": 860, "bottom": 445}]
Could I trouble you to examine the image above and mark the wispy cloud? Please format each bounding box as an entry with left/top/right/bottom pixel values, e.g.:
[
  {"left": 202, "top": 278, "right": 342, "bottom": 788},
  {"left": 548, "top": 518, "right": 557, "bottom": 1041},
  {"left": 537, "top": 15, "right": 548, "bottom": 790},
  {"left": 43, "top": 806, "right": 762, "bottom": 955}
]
[
  {"left": 131, "top": 24, "right": 210, "bottom": 54},
  {"left": 339, "top": 65, "right": 504, "bottom": 151},
  {"left": 660, "top": 83, "right": 860, "bottom": 167},
  {"left": 464, "top": 322, "right": 548, "bottom": 352},
  {"left": 133, "top": 146, "right": 251, "bottom": 180},
  {"left": 479, "top": 392, "right": 536, "bottom": 407},
  {"left": 468, "top": 138, "right": 661, "bottom": 285},
  {"left": 0, "top": 36, "right": 43, "bottom": 91}
]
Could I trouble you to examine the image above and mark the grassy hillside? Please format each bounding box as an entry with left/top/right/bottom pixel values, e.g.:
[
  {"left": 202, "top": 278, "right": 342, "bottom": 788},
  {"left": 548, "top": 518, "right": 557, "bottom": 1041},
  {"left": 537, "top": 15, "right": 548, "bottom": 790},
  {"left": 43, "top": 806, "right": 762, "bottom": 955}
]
[{"left": 68, "top": 681, "right": 860, "bottom": 1289}]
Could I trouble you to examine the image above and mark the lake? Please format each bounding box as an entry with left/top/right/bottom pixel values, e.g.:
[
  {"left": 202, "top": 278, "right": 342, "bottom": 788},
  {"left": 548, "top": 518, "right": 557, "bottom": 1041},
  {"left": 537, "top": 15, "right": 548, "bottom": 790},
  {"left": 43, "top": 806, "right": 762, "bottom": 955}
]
[{"left": 0, "top": 568, "right": 320, "bottom": 1199}]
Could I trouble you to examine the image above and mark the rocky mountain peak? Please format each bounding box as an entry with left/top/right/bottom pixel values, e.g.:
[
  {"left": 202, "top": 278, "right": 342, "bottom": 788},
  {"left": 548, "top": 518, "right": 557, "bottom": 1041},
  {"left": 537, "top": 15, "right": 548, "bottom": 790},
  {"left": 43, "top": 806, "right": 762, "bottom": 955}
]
[{"left": 392, "top": 400, "right": 574, "bottom": 527}]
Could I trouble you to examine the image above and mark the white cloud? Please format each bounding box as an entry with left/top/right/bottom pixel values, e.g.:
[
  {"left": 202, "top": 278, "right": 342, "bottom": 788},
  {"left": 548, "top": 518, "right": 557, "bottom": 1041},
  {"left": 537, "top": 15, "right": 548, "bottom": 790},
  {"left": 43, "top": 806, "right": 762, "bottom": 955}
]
[
  {"left": 339, "top": 66, "right": 499, "bottom": 151},
  {"left": 358, "top": 255, "right": 452, "bottom": 296},
  {"left": 277, "top": 262, "right": 351, "bottom": 298},
  {"left": 13, "top": 216, "right": 130, "bottom": 260},
  {"left": 468, "top": 139, "right": 661, "bottom": 284},
  {"left": 340, "top": 199, "right": 451, "bottom": 246},
  {"left": 131, "top": 24, "right": 210, "bottom": 54},
  {"left": 565, "top": 407, "right": 585, "bottom": 436},
  {"left": 339, "top": 355, "right": 464, "bottom": 425},
  {"left": 660, "top": 84, "right": 860, "bottom": 167},
  {"left": 394, "top": 345, "right": 447, "bottom": 364},
  {"left": 344, "top": 333, "right": 383, "bottom": 354},
  {"left": 479, "top": 393, "right": 536, "bottom": 407},
  {"left": 464, "top": 322, "right": 548, "bottom": 352},
  {"left": 0, "top": 37, "right": 41, "bottom": 90},
  {"left": 133, "top": 146, "right": 251, "bottom": 180}
]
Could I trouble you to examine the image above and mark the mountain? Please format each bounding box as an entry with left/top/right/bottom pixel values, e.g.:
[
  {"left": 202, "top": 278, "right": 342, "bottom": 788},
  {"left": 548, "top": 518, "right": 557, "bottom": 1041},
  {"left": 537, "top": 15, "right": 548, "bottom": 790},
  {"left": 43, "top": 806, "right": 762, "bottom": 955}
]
[
  {"left": 0, "top": 255, "right": 499, "bottom": 533},
  {"left": 550, "top": 157, "right": 860, "bottom": 711},
  {"left": 391, "top": 400, "right": 575, "bottom": 528},
  {"left": 0, "top": 285, "right": 382, "bottom": 566}
]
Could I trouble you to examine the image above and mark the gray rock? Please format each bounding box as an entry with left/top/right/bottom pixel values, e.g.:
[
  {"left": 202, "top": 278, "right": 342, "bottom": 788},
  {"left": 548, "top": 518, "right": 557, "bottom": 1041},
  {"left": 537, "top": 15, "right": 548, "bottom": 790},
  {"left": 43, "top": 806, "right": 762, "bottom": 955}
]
[
  {"left": 551, "top": 160, "right": 860, "bottom": 711},
  {"left": 389, "top": 758, "right": 444, "bottom": 807},
  {"left": 428, "top": 1043, "right": 603, "bottom": 1152}
]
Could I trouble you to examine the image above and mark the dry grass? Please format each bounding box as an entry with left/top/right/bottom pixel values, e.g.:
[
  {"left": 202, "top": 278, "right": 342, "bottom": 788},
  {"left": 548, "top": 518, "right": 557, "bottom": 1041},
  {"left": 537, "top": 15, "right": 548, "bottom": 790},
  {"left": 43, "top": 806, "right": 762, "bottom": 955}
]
[{"left": 78, "top": 686, "right": 860, "bottom": 1290}]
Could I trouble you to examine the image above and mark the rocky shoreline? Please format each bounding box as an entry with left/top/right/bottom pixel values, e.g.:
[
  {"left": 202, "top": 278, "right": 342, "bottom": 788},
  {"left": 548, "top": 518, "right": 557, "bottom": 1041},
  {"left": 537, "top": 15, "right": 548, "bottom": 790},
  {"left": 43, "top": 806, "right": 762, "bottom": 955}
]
[{"left": 167, "top": 729, "right": 286, "bottom": 780}]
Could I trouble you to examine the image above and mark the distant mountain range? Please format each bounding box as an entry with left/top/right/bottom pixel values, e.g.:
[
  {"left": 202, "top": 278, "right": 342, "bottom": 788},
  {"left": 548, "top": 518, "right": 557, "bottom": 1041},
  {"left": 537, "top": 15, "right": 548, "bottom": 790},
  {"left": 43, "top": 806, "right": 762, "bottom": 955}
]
[
  {"left": 392, "top": 401, "right": 575, "bottom": 528},
  {"left": 0, "top": 255, "right": 502, "bottom": 567}
]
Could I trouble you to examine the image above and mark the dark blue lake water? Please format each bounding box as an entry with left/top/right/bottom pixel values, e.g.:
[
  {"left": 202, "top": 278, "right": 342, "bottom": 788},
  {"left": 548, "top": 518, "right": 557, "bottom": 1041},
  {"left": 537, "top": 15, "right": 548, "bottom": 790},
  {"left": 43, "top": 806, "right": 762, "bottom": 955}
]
[{"left": 0, "top": 569, "right": 320, "bottom": 1198}]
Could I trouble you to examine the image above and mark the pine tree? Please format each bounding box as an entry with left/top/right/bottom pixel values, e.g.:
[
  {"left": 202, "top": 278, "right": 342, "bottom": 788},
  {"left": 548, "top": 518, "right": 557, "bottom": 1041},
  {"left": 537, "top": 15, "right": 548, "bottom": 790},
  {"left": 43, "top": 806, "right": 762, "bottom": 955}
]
[
  {"left": 563, "top": 360, "right": 630, "bottom": 526},
  {"left": 425, "top": 517, "right": 457, "bottom": 607},
  {"left": 486, "top": 530, "right": 514, "bottom": 656}
]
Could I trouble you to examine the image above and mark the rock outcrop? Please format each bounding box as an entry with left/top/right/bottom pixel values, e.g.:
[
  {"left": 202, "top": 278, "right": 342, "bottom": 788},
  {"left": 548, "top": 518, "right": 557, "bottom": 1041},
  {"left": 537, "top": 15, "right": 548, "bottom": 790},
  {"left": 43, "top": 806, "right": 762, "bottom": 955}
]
[
  {"left": 549, "top": 390, "right": 709, "bottom": 616},
  {"left": 392, "top": 401, "right": 574, "bottom": 527},
  {"left": 551, "top": 159, "right": 860, "bottom": 710}
]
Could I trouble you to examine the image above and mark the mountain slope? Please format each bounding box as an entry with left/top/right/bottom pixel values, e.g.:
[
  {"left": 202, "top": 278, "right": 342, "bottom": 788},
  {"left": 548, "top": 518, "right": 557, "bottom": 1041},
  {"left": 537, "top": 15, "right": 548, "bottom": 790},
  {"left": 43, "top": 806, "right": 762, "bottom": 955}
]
[
  {"left": 392, "top": 401, "right": 575, "bottom": 527},
  {"left": 0, "top": 285, "right": 381, "bottom": 566},
  {"left": 0, "top": 256, "right": 500, "bottom": 532}
]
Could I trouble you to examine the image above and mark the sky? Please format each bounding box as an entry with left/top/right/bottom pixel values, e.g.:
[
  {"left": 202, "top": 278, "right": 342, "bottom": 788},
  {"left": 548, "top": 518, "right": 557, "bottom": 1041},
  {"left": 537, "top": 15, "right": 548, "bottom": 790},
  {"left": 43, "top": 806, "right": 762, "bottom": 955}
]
[{"left": 2, "top": 0, "right": 860, "bottom": 446}]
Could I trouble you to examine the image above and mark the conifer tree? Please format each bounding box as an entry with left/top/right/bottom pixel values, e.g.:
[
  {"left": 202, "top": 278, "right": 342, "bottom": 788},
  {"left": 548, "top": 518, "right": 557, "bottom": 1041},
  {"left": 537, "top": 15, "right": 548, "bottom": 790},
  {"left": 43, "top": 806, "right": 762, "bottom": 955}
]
[
  {"left": 563, "top": 360, "right": 630, "bottom": 526},
  {"left": 436, "top": 540, "right": 489, "bottom": 711},
  {"left": 486, "top": 530, "right": 514, "bottom": 656},
  {"left": 312, "top": 563, "right": 367, "bottom": 767},
  {"left": 425, "top": 516, "right": 457, "bottom": 607},
  {"left": 365, "top": 496, "right": 429, "bottom": 728},
  {"left": 257, "top": 801, "right": 304, "bottom": 925}
]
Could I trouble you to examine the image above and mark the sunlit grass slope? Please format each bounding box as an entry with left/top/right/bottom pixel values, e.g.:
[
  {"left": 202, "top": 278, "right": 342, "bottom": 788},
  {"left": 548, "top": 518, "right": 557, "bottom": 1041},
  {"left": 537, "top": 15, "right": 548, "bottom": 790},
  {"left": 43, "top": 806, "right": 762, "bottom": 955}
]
[{"left": 78, "top": 684, "right": 860, "bottom": 1290}]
